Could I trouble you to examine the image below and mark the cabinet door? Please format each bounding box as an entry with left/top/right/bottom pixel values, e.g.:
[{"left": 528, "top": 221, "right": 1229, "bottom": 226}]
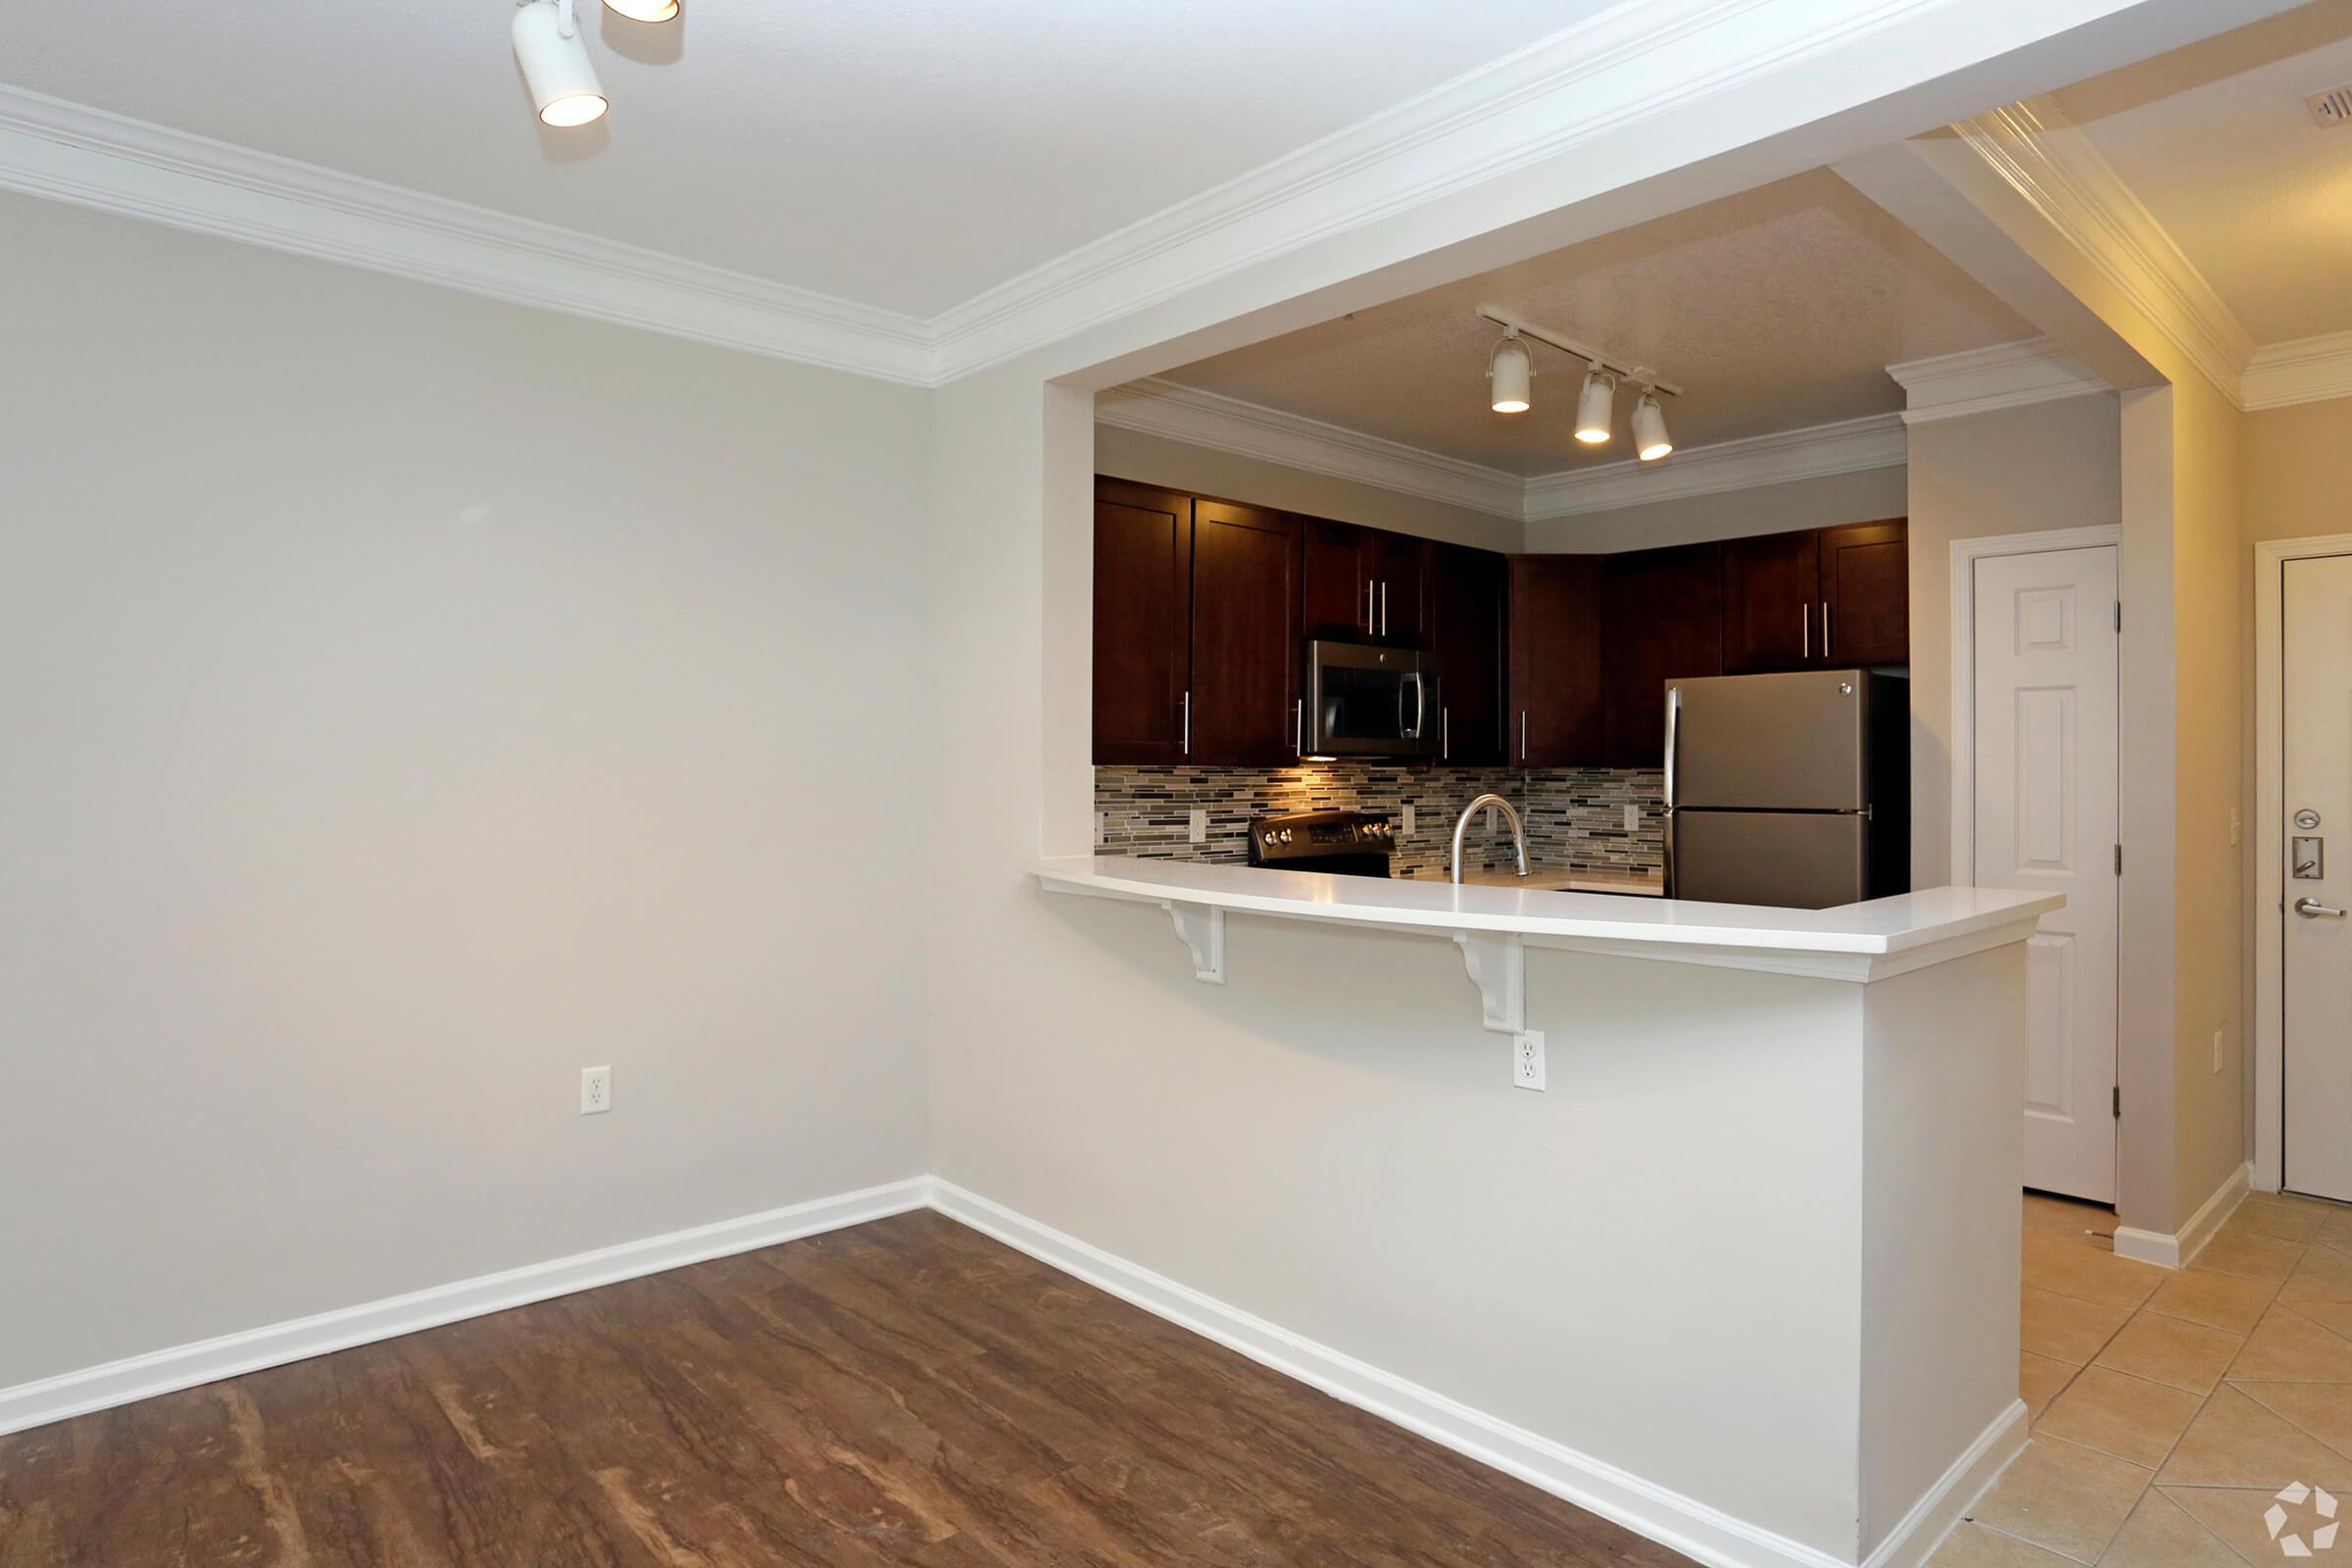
[
  {"left": 1507, "top": 555, "right": 1603, "bottom": 766},
  {"left": 1601, "top": 543, "right": 1722, "bottom": 768},
  {"left": 1367, "top": 529, "right": 1428, "bottom": 646},
  {"left": 1191, "top": 499, "right": 1303, "bottom": 765},
  {"left": 1092, "top": 479, "right": 1192, "bottom": 764},
  {"left": 1721, "top": 530, "right": 1821, "bottom": 673},
  {"left": 1431, "top": 544, "right": 1507, "bottom": 764},
  {"left": 1819, "top": 518, "right": 1908, "bottom": 665},
  {"left": 1301, "top": 517, "right": 1371, "bottom": 641}
]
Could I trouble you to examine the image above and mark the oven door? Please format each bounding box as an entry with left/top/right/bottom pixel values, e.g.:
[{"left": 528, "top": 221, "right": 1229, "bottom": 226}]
[{"left": 1306, "top": 642, "right": 1439, "bottom": 758}]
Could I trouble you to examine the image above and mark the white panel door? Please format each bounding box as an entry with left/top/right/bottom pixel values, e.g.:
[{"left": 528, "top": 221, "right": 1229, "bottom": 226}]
[
  {"left": 1973, "top": 546, "right": 2119, "bottom": 1202},
  {"left": 2282, "top": 555, "right": 2352, "bottom": 1203}
]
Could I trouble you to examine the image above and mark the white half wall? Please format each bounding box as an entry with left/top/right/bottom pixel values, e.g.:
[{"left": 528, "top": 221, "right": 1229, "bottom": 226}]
[{"left": 0, "top": 192, "right": 933, "bottom": 1391}]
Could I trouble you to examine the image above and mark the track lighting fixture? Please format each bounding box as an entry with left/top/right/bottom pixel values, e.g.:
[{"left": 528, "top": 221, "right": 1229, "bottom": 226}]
[
  {"left": 1633, "top": 390, "right": 1674, "bottom": 462},
  {"left": 1489, "top": 333, "right": 1533, "bottom": 415},
  {"left": 513, "top": 0, "right": 608, "bottom": 126},
  {"left": 1574, "top": 366, "right": 1615, "bottom": 445},
  {"left": 1473, "top": 307, "right": 1683, "bottom": 459},
  {"left": 604, "top": 0, "right": 680, "bottom": 17}
]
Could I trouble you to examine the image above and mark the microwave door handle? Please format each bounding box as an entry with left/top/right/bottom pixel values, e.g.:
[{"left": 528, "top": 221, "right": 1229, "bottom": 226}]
[{"left": 1412, "top": 669, "right": 1427, "bottom": 740}]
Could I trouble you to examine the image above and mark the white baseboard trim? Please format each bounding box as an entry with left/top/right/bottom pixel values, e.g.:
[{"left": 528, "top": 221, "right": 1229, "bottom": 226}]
[
  {"left": 933, "top": 1179, "right": 2012, "bottom": 1568},
  {"left": 2113, "top": 1162, "right": 2251, "bottom": 1270},
  {"left": 0, "top": 1176, "right": 931, "bottom": 1438},
  {"left": 1862, "top": 1399, "right": 2029, "bottom": 1568}
]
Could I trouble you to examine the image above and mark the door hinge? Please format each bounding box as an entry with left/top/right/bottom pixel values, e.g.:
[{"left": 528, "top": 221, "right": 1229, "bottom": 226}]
[
  {"left": 2114, "top": 600, "right": 2123, "bottom": 633},
  {"left": 2113, "top": 1085, "right": 2121, "bottom": 1119},
  {"left": 2114, "top": 843, "right": 2123, "bottom": 876}
]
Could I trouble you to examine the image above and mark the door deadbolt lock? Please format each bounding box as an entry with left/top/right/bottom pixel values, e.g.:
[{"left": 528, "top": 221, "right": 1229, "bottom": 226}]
[
  {"left": 2296, "top": 808, "right": 2322, "bottom": 830},
  {"left": 2294, "top": 836, "right": 2325, "bottom": 880}
]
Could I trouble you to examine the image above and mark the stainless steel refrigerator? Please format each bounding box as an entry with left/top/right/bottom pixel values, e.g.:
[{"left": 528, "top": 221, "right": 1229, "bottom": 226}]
[{"left": 1664, "top": 669, "right": 1908, "bottom": 908}]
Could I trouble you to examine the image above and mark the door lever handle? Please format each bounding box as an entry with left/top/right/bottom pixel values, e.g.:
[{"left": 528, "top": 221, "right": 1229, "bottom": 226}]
[{"left": 2295, "top": 897, "right": 2346, "bottom": 919}]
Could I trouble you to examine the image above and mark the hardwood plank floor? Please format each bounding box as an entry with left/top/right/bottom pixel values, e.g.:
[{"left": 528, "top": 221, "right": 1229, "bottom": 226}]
[{"left": 0, "top": 1211, "right": 1695, "bottom": 1567}]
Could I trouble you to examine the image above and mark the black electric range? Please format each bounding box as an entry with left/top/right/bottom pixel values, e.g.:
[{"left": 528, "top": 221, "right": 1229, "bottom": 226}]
[{"left": 1246, "top": 808, "right": 1394, "bottom": 878}]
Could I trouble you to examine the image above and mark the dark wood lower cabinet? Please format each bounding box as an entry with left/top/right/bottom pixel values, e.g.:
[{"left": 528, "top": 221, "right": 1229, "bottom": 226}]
[
  {"left": 1092, "top": 479, "right": 1192, "bottom": 764},
  {"left": 1430, "top": 544, "right": 1507, "bottom": 764},
  {"left": 1602, "top": 543, "right": 1722, "bottom": 768},
  {"left": 1189, "top": 499, "right": 1302, "bottom": 765},
  {"left": 1508, "top": 555, "right": 1603, "bottom": 767},
  {"left": 1820, "top": 519, "right": 1909, "bottom": 665}
]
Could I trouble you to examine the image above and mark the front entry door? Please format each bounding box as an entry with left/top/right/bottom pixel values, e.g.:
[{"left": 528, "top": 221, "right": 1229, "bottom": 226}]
[
  {"left": 2282, "top": 555, "right": 2352, "bottom": 1202},
  {"left": 1973, "top": 545, "right": 2120, "bottom": 1202}
]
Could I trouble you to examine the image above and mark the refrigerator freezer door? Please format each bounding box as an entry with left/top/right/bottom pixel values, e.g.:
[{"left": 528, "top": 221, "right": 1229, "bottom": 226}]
[
  {"left": 1668, "top": 670, "right": 1868, "bottom": 810},
  {"left": 1670, "top": 809, "right": 1867, "bottom": 908}
]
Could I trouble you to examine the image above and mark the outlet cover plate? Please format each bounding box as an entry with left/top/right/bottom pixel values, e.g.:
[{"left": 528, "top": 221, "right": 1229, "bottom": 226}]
[
  {"left": 1513, "top": 1030, "right": 1545, "bottom": 1092},
  {"left": 581, "top": 1065, "right": 612, "bottom": 1114}
]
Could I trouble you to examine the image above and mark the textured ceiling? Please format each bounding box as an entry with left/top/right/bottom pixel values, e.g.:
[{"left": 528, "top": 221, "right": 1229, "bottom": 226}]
[
  {"left": 1154, "top": 170, "right": 2036, "bottom": 474},
  {"left": 0, "top": 0, "right": 1613, "bottom": 318},
  {"left": 2056, "top": 1, "right": 2352, "bottom": 344}
]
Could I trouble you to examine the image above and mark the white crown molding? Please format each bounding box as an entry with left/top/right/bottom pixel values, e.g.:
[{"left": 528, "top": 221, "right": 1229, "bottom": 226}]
[
  {"left": 1098, "top": 381, "right": 1910, "bottom": 524},
  {"left": 1946, "top": 98, "right": 2256, "bottom": 408},
  {"left": 0, "top": 84, "right": 937, "bottom": 385},
  {"left": 1885, "top": 337, "right": 2109, "bottom": 423},
  {"left": 1096, "top": 378, "right": 1526, "bottom": 519},
  {"left": 0, "top": 0, "right": 2083, "bottom": 392},
  {"left": 2242, "top": 329, "right": 2352, "bottom": 412},
  {"left": 1521, "top": 413, "right": 1907, "bottom": 520}
]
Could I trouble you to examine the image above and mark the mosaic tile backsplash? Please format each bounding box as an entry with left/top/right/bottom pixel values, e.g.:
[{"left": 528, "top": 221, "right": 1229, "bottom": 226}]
[{"left": 1095, "top": 763, "right": 1665, "bottom": 879}]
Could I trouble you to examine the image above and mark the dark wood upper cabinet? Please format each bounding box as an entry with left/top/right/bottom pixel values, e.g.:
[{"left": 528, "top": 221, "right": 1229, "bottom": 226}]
[
  {"left": 1819, "top": 519, "right": 1909, "bottom": 665},
  {"left": 1720, "top": 530, "right": 1821, "bottom": 674},
  {"left": 1367, "top": 530, "right": 1428, "bottom": 646},
  {"left": 1601, "top": 543, "right": 1722, "bottom": 769},
  {"left": 1092, "top": 478, "right": 1192, "bottom": 764},
  {"left": 1189, "top": 499, "right": 1303, "bottom": 766},
  {"left": 1722, "top": 520, "right": 1908, "bottom": 673},
  {"left": 1300, "top": 517, "right": 1427, "bottom": 646},
  {"left": 1508, "top": 555, "right": 1603, "bottom": 767},
  {"left": 1430, "top": 544, "right": 1507, "bottom": 765},
  {"left": 1301, "top": 518, "right": 1372, "bottom": 641}
]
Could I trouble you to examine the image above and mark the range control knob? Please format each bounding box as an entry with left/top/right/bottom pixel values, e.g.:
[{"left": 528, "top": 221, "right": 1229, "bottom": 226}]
[{"left": 1280, "top": 828, "right": 1294, "bottom": 843}]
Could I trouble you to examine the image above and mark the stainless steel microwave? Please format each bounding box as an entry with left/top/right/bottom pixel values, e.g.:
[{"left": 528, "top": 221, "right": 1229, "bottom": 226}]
[{"left": 1305, "top": 640, "right": 1441, "bottom": 759}]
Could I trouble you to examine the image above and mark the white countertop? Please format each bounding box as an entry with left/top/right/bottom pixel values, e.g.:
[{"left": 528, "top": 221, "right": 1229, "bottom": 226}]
[{"left": 1042, "top": 854, "right": 2061, "bottom": 963}]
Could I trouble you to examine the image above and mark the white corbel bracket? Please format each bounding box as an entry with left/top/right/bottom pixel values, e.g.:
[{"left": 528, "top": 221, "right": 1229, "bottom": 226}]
[
  {"left": 1452, "top": 930, "right": 1525, "bottom": 1034},
  {"left": 1163, "top": 900, "right": 1226, "bottom": 984}
]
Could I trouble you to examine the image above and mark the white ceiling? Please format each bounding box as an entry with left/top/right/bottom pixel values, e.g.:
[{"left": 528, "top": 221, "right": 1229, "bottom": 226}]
[
  {"left": 2056, "top": 2, "right": 2352, "bottom": 344},
  {"left": 1151, "top": 170, "right": 2035, "bottom": 474},
  {"left": 0, "top": 0, "right": 1612, "bottom": 318}
]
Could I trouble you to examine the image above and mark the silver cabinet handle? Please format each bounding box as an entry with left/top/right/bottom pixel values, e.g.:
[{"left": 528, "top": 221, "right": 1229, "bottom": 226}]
[
  {"left": 1520, "top": 710, "right": 1528, "bottom": 761},
  {"left": 1182, "top": 690, "right": 1191, "bottom": 756},
  {"left": 1380, "top": 580, "right": 1389, "bottom": 637},
  {"left": 1802, "top": 604, "right": 1810, "bottom": 660},
  {"left": 1823, "top": 601, "right": 1832, "bottom": 660},
  {"left": 1362, "top": 578, "right": 1375, "bottom": 633},
  {"left": 1442, "top": 706, "right": 1449, "bottom": 760},
  {"left": 2296, "top": 897, "right": 2346, "bottom": 919},
  {"left": 1293, "top": 697, "right": 1303, "bottom": 757}
]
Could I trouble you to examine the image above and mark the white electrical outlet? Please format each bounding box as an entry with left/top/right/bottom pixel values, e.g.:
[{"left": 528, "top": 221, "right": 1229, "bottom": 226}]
[
  {"left": 1513, "top": 1030, "right": 1545, "bottom": 1092},
  {"left": 1401, "top": 805, "right": 1416, "bottom": 835},
  {"left": 1096, "top": 810, "right": 1106, "bottom": 846},
  {"left": 1623, "top": 804, "right": 1641, "bottom": 832},
  {"left": 1189, "top": 808, "right": 1208, "bottom": 844},
  {"left": 1485, "top": 805, "right": 1498, "bottom": 831},
  {"left": 2213, "top": 1029, "right": 2225, "bottom": 1075},
  {"left": 581, "top": 1065, "right": 612, "bottom": 1114}
]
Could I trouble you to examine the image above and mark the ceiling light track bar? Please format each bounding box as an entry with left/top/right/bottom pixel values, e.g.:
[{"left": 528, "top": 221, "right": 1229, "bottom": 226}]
[{"left": 1476, "top": 306, "right": 1682, "bottom": 396}]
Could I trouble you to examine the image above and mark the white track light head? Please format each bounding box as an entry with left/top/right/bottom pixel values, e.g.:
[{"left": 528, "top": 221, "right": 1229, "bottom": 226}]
[
  {"left": 604, "top": 0, "right": 680, "bottom": 19},
  {"left": 1489, "top": 334, "right": 1532, "bottom": 414},
  {"left": 514, "top": 0, "right": 608, "bottom": 126},
  {"left": 1574, "top": 367, "right": 1615, "bottom": 445},
  {"left": 1634, "top": 390, "right": 1674, "bottom": 462}
]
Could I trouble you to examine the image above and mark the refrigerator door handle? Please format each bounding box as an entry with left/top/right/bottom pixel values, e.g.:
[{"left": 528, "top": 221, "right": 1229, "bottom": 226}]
[{"left": 1663, "top": 685, "right": 1681, "bottom": 897}]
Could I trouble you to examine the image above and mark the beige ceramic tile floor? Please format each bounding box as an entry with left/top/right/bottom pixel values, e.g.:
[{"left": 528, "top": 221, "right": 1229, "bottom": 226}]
[{"left": 1933, "top": 1190, "right": 2352, "bottom": 1568}]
